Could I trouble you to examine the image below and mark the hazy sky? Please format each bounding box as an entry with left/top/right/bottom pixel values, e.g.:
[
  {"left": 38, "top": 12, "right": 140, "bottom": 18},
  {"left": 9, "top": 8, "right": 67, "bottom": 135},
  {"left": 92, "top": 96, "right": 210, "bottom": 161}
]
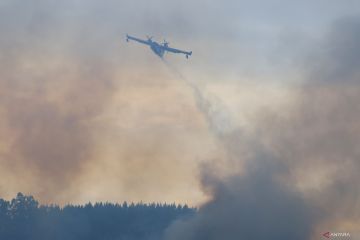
[{"left": 1, "top": 1, "right": 360, "bottom": 238}]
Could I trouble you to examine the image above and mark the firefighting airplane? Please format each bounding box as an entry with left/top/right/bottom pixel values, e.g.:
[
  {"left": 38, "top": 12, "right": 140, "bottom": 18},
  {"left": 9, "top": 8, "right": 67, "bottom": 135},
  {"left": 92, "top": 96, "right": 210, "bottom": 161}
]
[{"left": 126, "top": 34, "right": 192, "bottom": 59}]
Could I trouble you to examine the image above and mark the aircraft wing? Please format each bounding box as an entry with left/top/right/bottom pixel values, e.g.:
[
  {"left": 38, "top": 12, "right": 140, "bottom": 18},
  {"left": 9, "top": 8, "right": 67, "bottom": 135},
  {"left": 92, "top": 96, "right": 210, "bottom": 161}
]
[
  {"left": 126, "top": 35, "right": 151, "bottom": 46},
  {"left": 163, "top": 46, "right": 192, "bottom": 56}
]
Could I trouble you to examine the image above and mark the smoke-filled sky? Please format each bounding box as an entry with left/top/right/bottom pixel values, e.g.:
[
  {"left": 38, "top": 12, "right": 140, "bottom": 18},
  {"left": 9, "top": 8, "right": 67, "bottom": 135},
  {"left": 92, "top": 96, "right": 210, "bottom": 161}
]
[{"left": 1, "top": 1, "right": 360, "bottom": 239}]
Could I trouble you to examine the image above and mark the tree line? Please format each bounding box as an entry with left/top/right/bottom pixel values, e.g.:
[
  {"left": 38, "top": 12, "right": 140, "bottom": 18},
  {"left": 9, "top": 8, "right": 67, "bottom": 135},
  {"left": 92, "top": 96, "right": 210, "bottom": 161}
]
[{"left": 0, "top": 192, "right": 195, "bottom": 240}]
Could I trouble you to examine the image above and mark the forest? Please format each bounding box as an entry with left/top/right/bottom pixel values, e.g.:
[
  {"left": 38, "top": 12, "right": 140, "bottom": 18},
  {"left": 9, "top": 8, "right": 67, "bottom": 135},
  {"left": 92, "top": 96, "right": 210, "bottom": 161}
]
[{"left": 0, "top": 193, "right": 195, "bottom": 240}]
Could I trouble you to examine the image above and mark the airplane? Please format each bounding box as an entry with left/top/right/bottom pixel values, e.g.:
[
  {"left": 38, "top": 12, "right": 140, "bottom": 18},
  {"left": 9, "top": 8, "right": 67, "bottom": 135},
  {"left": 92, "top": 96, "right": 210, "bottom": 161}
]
[{"left": 126, "top": 34, "right": 192, "bottom": 59}]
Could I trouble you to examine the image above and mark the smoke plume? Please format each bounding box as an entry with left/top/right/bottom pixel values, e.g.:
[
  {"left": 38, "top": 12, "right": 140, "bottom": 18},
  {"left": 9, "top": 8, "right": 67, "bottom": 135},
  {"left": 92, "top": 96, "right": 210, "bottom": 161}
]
[
  {"left": 0, "top": 0, "right": 217, "bottom": 205},
  {"left": 0, "top": 1, "right": 118, "bottom": 202},
  {"left": 164, "top": 16, "right": 360, "bottom": 240}
]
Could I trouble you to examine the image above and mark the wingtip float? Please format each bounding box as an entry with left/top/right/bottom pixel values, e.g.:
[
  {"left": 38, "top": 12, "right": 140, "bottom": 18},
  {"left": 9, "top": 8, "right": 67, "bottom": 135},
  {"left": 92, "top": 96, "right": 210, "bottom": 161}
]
[{"left": 126, "top": 34, "right": 192, "bottom": 59}]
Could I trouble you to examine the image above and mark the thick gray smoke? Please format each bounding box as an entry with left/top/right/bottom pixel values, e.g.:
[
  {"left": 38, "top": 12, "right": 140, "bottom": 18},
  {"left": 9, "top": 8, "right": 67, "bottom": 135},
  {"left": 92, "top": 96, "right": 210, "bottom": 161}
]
[
  {"left": 165, "top": 162, "right": 316, "bottom": 240},
  {"left": 263, "top": 16, "right": 360, "bottom": 231},
  {"left": 163, "top": 60, "right": 317, "bottom": 240},
  {"left": 164, "top": 16, "right": 360, "bottom": 240}
]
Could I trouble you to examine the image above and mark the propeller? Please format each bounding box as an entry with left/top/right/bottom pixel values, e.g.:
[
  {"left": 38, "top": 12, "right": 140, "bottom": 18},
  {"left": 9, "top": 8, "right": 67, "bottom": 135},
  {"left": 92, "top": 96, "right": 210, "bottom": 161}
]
[{"left": 146, "top": 35, "right": 153, "bottom": 41}]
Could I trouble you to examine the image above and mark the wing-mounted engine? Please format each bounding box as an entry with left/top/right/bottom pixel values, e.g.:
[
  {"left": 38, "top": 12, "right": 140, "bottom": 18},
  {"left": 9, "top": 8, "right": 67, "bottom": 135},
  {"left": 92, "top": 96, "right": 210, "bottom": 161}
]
[
  {"left": 163, "top": 39, "right": 169, "bottom": 47},
  {"left": 146, "top": 35, "right": 153, "bottom": 42}
]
